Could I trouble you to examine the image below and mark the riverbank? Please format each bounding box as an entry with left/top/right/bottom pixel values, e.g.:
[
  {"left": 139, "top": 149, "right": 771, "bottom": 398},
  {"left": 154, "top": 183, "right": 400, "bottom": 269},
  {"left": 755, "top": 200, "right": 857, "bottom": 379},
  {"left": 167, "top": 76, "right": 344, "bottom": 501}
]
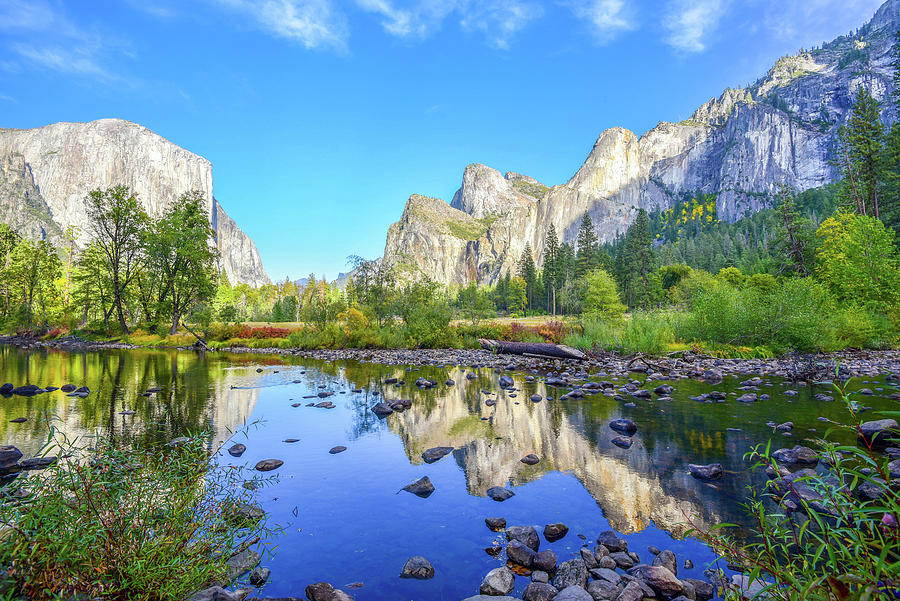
[{"left": 3, "top": 333, "right": 899, "bottom": 381}]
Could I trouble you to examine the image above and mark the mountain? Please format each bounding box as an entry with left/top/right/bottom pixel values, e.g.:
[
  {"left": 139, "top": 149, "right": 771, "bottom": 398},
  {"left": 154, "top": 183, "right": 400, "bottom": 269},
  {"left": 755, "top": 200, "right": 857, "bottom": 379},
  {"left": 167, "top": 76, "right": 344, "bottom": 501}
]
[
  {"left": 374, "top": 0, "right": 900, "bottom": 286},
  {"left": 0, "top": 119, "right": 269, "bottom": 287}
]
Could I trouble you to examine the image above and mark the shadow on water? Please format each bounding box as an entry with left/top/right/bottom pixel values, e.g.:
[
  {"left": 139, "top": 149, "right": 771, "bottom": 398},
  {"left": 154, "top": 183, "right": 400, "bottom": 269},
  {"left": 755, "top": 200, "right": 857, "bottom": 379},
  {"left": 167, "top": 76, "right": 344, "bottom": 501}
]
[{"left": 0, "top": 345, "right": 897, "bottom": 599}]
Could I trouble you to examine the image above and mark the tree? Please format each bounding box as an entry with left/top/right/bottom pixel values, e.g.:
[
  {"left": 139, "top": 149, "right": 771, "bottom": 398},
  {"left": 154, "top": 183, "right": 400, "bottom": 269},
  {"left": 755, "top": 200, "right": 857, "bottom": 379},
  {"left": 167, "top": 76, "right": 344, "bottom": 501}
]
[
  {"left": 6, "top": 239, "right": 61, "bottom": 327},
  {"left": 839, "top": 87, "right": 884, "bottom": 217},
  {"left": 507, "top": 277, "right": 528, "bottom": 315},
  {"left": 517, "top": 244, "right": 537, "bottom": 314},
  {"left": 774, "top": 185, "right": 815, "bottom": 276},
  {"left": 580, "top": 269, "right": 626, "bottom": 320},
  {"left": 142, "top": 192, "right": 219, "bottom": 334},
  {"left": 85, "top": 186, "right": 147, "bottom": 334},
  {"left": 619, "top": 209, "right": 656, "bottom": 308},
  {"left": 815, "top": 210, "right": 900, "bottom": 310},
  {"left": 542, "top": 225, "right": 561, "bottom": 314},
  {"left": 0, "top": 224, "right": 19, "bottom": 320},
  {"left": 72, "top": 242, "right": 115, "bottom": 330},
  {"left": 575, "top": 213, "right": 599, "bottom": 279}
]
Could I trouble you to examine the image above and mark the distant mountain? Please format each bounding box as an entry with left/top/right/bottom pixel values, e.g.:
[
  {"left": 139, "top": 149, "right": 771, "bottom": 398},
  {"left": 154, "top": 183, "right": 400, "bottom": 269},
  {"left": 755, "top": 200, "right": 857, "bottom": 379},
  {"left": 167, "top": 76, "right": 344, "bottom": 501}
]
[
  {"left": 373, "top": 0, "right": 900, "bottom": 286},
  {"left": 0, "top": 119, "right": 269, "bottom": 287}
]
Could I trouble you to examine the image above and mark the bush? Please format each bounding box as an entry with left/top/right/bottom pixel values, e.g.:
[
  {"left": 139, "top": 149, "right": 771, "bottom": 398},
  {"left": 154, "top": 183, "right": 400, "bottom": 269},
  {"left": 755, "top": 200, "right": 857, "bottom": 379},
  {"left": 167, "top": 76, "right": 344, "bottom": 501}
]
[
  {"left": 0, "top": 431, "right": 275, "bottom": 600},
  {"left": 690, "top": 384, "right": 900, "bottom": 600}
]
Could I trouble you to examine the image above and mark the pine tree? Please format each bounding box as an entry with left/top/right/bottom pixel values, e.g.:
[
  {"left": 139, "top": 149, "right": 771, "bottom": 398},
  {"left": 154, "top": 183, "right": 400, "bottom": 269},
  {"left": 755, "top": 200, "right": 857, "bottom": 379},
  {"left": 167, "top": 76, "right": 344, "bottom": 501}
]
[
  {"left": 575, "top": 213, "right": 598, "bottom": 279},
  {"left": 774, "top": 185, "right": 814, "bottom": 276},
  {"left": 839, "top": 86, "right": 884, "bottom": 217},
  {"left": 542, "top": 225, "right": 560, "bottom": 315},
  {"left": 620, "top": 209, "right": 655, "bottom": 308},
  {"left": 518, "top": 244, "right": 537, "bottom": 314}
]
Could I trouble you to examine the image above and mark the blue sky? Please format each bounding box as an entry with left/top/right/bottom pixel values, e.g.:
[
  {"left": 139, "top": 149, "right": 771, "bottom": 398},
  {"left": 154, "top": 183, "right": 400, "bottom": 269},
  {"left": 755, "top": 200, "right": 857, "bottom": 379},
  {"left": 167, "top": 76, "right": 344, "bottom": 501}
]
[{"left": 0, "top": 0, "right": 886, "bottom": 282}]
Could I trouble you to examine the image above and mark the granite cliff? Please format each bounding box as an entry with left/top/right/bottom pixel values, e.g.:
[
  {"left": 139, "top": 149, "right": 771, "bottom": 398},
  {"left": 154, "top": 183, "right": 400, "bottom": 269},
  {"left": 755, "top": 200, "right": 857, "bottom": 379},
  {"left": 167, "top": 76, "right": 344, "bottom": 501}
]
[
  {"left": 0, "top": 119, "right": 269, "bottom": 287},
  {"left": 376, "top": 0, "right": 900, "bottom": 285}
]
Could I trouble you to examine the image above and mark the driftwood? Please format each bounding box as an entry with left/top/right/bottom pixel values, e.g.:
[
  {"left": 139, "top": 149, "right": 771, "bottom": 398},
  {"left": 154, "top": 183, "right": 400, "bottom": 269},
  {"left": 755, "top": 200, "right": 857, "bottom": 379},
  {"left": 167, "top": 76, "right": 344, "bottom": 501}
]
[
  {"left": 479, "top": 339, "right": 587, "bottom": 361},
  {"left": 180, "top": 320, "right": 210, "bottom": 351}
]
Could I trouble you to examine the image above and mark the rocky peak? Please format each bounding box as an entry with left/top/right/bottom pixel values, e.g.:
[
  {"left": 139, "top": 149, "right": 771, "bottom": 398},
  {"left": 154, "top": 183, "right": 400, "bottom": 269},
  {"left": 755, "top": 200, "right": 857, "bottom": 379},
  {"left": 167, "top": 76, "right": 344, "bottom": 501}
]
[
  {"left": 450, "top": 163, "right": 539, "bottom": 219},
  {"left": 690, "top": 88, "right": 753, "bottom": 126},
  {"left": 566, "top": 127, "right": 641, "bottom": 198}
]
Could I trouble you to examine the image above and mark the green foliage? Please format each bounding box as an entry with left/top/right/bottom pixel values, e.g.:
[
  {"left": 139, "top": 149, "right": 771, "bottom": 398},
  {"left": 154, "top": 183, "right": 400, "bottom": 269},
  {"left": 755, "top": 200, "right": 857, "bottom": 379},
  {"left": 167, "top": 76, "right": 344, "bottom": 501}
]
[
  {"left": 839, "top": 87, "right": 884, "bottom": 217},
  {"left": 0, "top": 430, "right": 275, "bottom": 600},
  {"left": 618, "top": 209, "right": 660, "bottom": 308},
  {"left": 692, "top": 385, "right": 899, "bottom": 601},
  {"left": 510, "top": 179, "right": 549, "bottom": 199},
  {"left": 580, "top": 268, "right": 626, "bottom": 321},
  {"left": 815, "top": 211, "right": 900, "bottom": 311}
]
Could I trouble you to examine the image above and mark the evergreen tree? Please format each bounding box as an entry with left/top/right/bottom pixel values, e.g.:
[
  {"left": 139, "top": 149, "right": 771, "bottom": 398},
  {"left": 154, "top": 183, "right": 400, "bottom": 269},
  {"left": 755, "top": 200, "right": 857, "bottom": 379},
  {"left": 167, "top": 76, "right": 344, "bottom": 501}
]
[
  {"left": 574, "top": 213, "right": 598, "bottom": 278},
  {"left": 542, "top": 225, "right": 560, "bottom": 314},
  {"left": 839, "top": 86, "right": 884, "bottom": 217},
  {"left": 620, "top": 209, "right": 656, "bottom": 308},
  {"left": 517, "top": 244, "right": 537, "bottom": 314},
  {"left": 774, "top": 186, "right": 815, "bottom": 276}
]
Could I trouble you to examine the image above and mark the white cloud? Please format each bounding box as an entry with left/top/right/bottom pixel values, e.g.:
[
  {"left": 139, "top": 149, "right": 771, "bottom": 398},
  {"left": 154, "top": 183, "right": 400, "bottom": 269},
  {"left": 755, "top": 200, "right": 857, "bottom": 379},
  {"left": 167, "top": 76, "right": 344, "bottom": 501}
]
[
  {"left": 663, "top": 0, "right": 728, "bottom": 52},
  {"left": 568, "top": 0, "right": 636, "bottom": 41},
  {"left": 10, "top": 44, "right": 115, "bottom": 82},
  {"left": 218, "top": 0, "right": 349, "bottom": 51},
  {"left": 356, "top": 0, "right": 540, "bottom": 48},
  {"left": 752, "top": 0, "right": 884, "bottom": 48}
]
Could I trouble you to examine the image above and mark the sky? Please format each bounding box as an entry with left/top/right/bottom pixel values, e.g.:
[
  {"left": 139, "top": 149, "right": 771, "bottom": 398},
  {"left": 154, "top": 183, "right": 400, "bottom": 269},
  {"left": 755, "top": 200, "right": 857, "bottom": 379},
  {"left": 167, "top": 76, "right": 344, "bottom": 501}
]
[{"left": 0, "top": 0, "right": 888, "bottom": 282}]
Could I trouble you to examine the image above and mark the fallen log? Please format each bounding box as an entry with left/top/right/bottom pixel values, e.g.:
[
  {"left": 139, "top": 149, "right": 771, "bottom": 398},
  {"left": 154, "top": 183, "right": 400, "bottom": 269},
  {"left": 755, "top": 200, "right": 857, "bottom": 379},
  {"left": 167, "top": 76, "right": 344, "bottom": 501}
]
[{"left": 479, "top": 339, "right": 587, "bottom": 361}]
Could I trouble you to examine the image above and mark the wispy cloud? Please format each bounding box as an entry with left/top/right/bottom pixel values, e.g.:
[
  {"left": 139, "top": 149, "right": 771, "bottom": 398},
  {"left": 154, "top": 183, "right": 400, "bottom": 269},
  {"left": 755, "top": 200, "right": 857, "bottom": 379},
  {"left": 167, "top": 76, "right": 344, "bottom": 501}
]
[
  {"left": 356, "top": 0, "right": 540, "bottom": 49},
  {"left": 10, "top": 44, "right": 116, "bottom": 81},
  {"left": 752, "top": 0, "right": 884, "bottom": 48},
  {"left": 567, "top": 0, "right": 636, "bottom": 42},
  {"left": 663, "top": 0, "right": 728, "bottom": 52},
  {"left": 0, "top": 93, "right": 16, "bottom": 103},
  {"left": 217, "top": 0, "right": 349, "bottom": 51}
]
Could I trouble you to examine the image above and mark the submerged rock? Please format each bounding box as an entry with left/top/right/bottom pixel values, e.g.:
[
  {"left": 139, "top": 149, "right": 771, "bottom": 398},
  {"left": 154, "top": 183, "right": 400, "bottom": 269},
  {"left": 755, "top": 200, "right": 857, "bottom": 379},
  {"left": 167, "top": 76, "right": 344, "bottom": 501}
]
[
  {"left": 609, "top": 418, "right": 637, "bottom": 435},
  {"left": 399, "top": 555, "right": 434, "bottom": 579},
  {"left": 521, "top": 454, "right": 540, "bottom": 465},
  {"left": 422, "top": 446, "right": 454, "bottom": 463},
  {"left": 611, "top": 436, "right": 633, "bottom": 449},
  {"left": 485, "top": 517, "right": 507, "bottom": 531},
  {"left": 688, "top": 463, "right": 723, "bottom": 481},
  {"left": 329, "top": 446, "right": 347, "bottom": 454},
  {"left": 402, "top": 476, "right": 435, "bottom": 498},
  {"left": 486, "top": 486, "right": 515, "bottom": 501},
  {"left": 254, "top": 459, "right": 283, "bottom": 472}
]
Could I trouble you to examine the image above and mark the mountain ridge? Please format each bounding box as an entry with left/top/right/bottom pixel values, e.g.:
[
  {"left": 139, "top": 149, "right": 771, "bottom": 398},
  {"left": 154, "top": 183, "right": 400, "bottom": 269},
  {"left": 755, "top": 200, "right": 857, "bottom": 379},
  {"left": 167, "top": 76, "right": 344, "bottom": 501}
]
[{"left": 369, "top": 0, "right": 900, "bottom": 287}]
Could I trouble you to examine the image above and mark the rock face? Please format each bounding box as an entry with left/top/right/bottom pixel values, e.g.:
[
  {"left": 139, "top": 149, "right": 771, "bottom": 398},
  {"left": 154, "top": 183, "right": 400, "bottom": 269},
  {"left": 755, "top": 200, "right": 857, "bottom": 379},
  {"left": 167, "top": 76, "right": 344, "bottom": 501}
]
[
  {"left": 0, "top": 119, "right": 268, "bottom": 287},
  {"left": 369, "top": 0, "right": 900, "bottom": 285}
]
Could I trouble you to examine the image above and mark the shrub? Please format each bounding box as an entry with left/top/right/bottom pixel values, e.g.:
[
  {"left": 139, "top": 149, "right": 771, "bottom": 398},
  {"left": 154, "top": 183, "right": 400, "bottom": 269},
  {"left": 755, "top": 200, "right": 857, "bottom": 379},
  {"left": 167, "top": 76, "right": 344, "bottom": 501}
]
[{"left": 0, "top": 431, "right": 275, "bottom": 600}]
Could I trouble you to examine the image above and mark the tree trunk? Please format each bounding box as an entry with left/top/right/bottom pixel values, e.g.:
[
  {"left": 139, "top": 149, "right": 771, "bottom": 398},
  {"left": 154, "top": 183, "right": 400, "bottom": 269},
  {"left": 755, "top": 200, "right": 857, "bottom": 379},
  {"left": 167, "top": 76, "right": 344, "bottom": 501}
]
[
  {"left": 479, "top": 338, "right": 586, "bottom": 360},
  {"left": 170, "top": 311, "right": 180, "bottom": 335}
]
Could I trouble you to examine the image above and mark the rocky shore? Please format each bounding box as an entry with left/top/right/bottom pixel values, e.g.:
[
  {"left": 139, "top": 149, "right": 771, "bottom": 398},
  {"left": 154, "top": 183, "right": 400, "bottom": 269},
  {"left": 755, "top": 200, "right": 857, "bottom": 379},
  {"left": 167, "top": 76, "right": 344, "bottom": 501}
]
[{"left": 3, "top": 334, "right": 899, "bottom": 381}]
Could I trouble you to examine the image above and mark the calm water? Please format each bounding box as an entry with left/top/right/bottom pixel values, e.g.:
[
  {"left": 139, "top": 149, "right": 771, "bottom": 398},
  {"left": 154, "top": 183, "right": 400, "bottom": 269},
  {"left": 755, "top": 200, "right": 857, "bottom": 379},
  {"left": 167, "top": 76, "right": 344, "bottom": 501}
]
[{"left": 0, "top": 346, "right": 898, "bottom": 600}]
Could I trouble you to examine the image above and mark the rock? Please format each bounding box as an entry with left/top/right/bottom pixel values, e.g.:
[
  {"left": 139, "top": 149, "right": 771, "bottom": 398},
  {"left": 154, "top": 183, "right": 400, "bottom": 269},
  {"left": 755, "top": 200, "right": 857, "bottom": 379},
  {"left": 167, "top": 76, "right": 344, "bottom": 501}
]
[
  {"left": 485, "top": 517, "right": 507, "bottom": 531},
  {"left": 532, "top": 570, "right": 549, "bottom": 583},
  {"left": 507, "top": 539, "right": 537, "bottom": 567},
  {"left": 533, "top": 549, "right": 557, "bottom": 572},
  {"left": 402, "top": 476, "right": 435, "bottom": 498},
  {"left": 654, "top": 384, "right": 674, "bottom": 395},
  {"left": 701, "top": 370, "right": 722, "bottom": 384},
  {"left": 225, "top": 548, "right": 260, "bottom": 581},
  {"left": 683, "top": 578, "right": 714, "bottom": 601},
  {"left": 775, "top": 421, "right": 794, "bottom": 431},
  {"left": 0, "top": 383, "right": 13, "bottom": 394},
  {"left": 187, "top": 587, "right": 245, "bottom": 601},
  {"left": 580, "top": 547, "right": 598, "bottom": 569},
  {"left": 647, "top": 545, "right": 660, "bottom": 555},
  {"left": 651, "top": 549, "right": 677, "bottom": 576},
  {"left": 683, "top": 559, "right": 693, "bottom": 569},
  {"left": 0, "top": 446, "right": 23, "bottom": 470},
  {"left": 772, "top": 445, "right": 819, "bottom": 467},
  {"left": 589, "top": 568, "right": 620, "bottom": 584},
  {"left": 596, "top": 531, "right": 627, "bottom": 552},
  {"left": 228, "top": 443, "right": 247, "bottom": 457},
  {"left": 610, "top": 436, "right": 633, "bottom": 449},
  {"left": 609, "top": 552, "right": 634, "bottom": 569},
  {"left": 552, "top": 559, "right": 588, "bottom": 590},
  {"left": 597, "top": 556, "right": 617, "bottom": 570},
  {"left": 736, "top": 393, "right": 757, "bottom": 403},
  {"left": 593, "top": 544, "right": 609, "bottom": 559},
  {"left": 249, "top": 567, "right": 270, "bottom": 586},
  {"left": 59, "top": 384, "right": 76, "bottom": 392},
  {"left": 521, "top": 454, "right": 540, "bottom": 465},
  {"left": 485, "top": 546, "right": 503, "bottom": 557},
  {"left": 522, "top": 582, "right": 559, "bottom": 601},
  {"left": 507, "top": 525, "right": 540, "bottom": 551},
  {"left": 531, "top": 394, "right": 543, "bottom": 402},
  {"left": 9, "top": 417, "right": 26, "bottom": 423},
  {"left": 399, "top": 555, "right": 434, "bottom": 579},
  {"left": 487, "top": 486, "right": 515, "bottom": 501},
  {"left": 480, "top": 566, "right": 515, "bottom": 595},
  {"left": 19, "top": 456, "right": 56, "bottom": 470},
  {"left": 329, "top": 446, "right": 347, "bottom": 454},
  {"left": 859, "top": 419, "right": 899, "bottom": 448},
  {"left": 688, "top": 463, "right": 723, "bottom": 481},
  {"left": 543, "top": 522, "right": 568, "bottom": 542},
  {"left": 422, "top": 446, "right": 454, "bottom": 463},
  {"left": 609, "top": 419, "right": 637, "bottom": 435},
  {"left": 586, "top": 579, "right": 619, "bottom": 600},
  {"left": 371, "top": 402, "right": 393, "bottom": 417},
  {"left": 616, "top": 581, "right": 644, "bottom": 601},
  {"left": 12, "top": 384, "right": 42, "bottom": 396},
  {"left": 499, "top": 375, "right": 514, "bottom": 388},
  {"left": 628, "top": 564, "right": 683, "bottom": 597},
  {"left": 305, "top": 582, "right": 336, "bottom": 601},
  {"left": 254, "top": 459, "right": 283, "bottom": 472},
  {"left": 554, "top": 586, "right": 592, "bottom": 601},
  {"left": 888, "top": 458, "right": 900, "bottom": 479}
]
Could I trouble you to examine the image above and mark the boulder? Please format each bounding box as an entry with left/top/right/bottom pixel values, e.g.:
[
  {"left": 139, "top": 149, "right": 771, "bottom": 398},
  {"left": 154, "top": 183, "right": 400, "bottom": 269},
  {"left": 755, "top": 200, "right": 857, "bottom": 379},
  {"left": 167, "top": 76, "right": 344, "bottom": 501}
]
[
  {"left": 254, "top": 459, "right": 283, "bottom": 472},
  {"left": 225, "top": 549, "right": 260, "bottom": 581},
  {"left": 616, "top": 581, "right": 645, "bottom": 601},
  {"left": 688, "top": 463, "right": 723, "bottom": 481},
  {"left": 507, "top": 539, "right": 537, "bottom": 568},
  {"left": 371, "top": 402, "right": 393, "bottom": 417},
  {"left": 522, "top": 582, "right": 558, "bottom": 601},
  {"left": 228, "top": 443, "right": 246, "bottom": 457},
  {"left": 521, "top": 454, "right": 540, "bottom": 465},
  {"left": 596, "top": 531, "right": 627, "bottom": 552},
  {"left": 543, "top": 522, "right": 568, "bottom": 542},
  {"left": 12, "top": 384, "right": 42, "bottom": 396},
  {"left": 499, "top": 375, "right": 514, "bottom": 388},
  {"left": 611, "top": 436, "right": 633, "bottom": 449},
  {"left": 399, "top": 555, "right": 434, "bottom": 579},
  {"left": 485, "top": 517, "right": 507, "bottom": 531},
  {"left": 19, "top": 457, "right": 56, "bottom": 470},
  {"left": 701, "top": 369, "right": 722, "bottom": 384},
  {"left": 507, "top": 525, "right": 540, "bottom": 551},
  {"left": 532, "top": 570, "right": 549, "bottom": 583},
  {"left": 0, "top": 383, "right": 13, "bottom": 394},
  {"left": 480, "top": 566, "right": 515, "bottom": 596},
  {"left": 859, "top": 419, "right": 899, "bottom": 448},
  {"left": 580, "top": 547, "right": 598, "bottom": 569},
  {"left": 586, "top": 579, "right": 619, "bottom": 600},
  {"left": 628, "top": 564, "right": 683, "bottom": 597},
  {"left": 772, "top": 445, "right": 819, "bottom": 467},
  {"left": 187, "top": 587, "right": 247, "bottom": 601},
  {"left": 683, "top": 578, "right": 714, "bottom": 601},
  {"left": 306, "top": 582, "right": 336, "bottom": 601},
  {"left": 589, "top": 568, "right": 620, "bottom": 584},
  {"left": 402, "top": 476, "right": 435, "bottom": 498},
  {"left": 552, "top": 559, "right": 588, "bottom": 590},
  {"left": 736, "top": 393, "right": 757, "bottom": 403},
  {"left": 609, "top": 552, "right": 633, "bottom": 569},
  {"left": 329, "top": 446, "right": 347, "bottom": 454},
  {"left": 533, "top": 549, "right": 557, "bottom": 572},
  {"left": 422, "top": 446, "right": 454, "bottom": 463},
  {"left": 651, "top": 549, "right": 677, "bottom": 576},
  {"left": 487, "top": 486, "right": 515, "bottom": 501},
  {"left": 0, "top": 446, "right": 23, "bottom": 470},
  {"left": 553, "top": 586, "right": 592, "bottom": 601},
  {"left": 531, "top": 394, "right": 543, "bottom": 402},
  {"left": 249, "top": 567, "right": 270, "bottom": 586},
  {"left": 609, "top": 419, "right": 637, "bottom": 435}
]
